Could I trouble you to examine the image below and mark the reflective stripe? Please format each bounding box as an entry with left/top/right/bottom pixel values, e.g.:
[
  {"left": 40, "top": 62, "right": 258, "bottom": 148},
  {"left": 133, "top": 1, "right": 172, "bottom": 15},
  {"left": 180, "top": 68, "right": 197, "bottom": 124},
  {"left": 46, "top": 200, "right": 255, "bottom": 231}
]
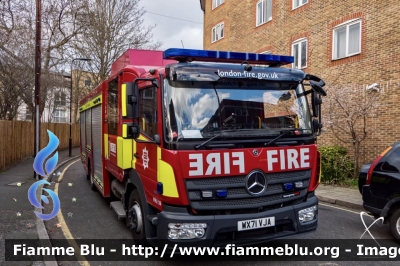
[
  {"left": 121, "top": 84, "right": 127, "bottom": 117},
  {"left": 157, "top": 147, "right": 179, "bottom": 198},
  {"left": 104, "top": 134, "right": 109, "bottom": 159},
  {"left": 80, "top": 95, "right": 102, "bottom": 112},
  {"left": 117, "top": 137, "right": 133, "bottom": 169}
]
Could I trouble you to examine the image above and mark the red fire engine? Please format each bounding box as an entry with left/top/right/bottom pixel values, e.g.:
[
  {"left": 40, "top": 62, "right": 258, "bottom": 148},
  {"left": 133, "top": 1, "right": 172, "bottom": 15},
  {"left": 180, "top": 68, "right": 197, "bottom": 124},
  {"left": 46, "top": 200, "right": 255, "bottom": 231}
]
[{"left": 79, "top": 48, "right": 326, "bottom": 247}]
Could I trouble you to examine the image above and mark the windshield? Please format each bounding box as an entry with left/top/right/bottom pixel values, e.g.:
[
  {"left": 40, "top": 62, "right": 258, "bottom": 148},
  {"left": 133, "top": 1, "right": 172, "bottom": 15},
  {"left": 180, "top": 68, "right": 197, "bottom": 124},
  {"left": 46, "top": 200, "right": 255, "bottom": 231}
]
[{"left": 163, "top": 80, "right": 311, "bottom": 139}]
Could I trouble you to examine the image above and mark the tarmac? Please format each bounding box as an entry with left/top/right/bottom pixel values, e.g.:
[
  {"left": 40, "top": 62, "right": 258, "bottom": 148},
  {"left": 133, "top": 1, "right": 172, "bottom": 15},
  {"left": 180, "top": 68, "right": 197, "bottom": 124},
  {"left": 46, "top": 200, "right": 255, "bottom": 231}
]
[{"left": 0, "top": 146, "right": 364, "bottom": 266}]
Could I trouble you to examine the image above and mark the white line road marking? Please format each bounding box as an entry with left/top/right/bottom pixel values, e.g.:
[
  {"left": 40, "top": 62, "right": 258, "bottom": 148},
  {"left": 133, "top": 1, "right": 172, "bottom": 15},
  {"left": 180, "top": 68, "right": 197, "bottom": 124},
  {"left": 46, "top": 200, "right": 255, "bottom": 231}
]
[{"left": 319, "top": 202, "right": 366, "bottom": 215}]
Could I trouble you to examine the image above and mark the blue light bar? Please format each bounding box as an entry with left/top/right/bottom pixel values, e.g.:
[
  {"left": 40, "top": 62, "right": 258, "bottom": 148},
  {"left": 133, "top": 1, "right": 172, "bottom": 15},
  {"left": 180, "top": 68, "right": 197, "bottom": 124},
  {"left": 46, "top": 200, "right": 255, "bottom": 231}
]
[{"left": 163, "top": 48, "right": 294, "bottom": 66}]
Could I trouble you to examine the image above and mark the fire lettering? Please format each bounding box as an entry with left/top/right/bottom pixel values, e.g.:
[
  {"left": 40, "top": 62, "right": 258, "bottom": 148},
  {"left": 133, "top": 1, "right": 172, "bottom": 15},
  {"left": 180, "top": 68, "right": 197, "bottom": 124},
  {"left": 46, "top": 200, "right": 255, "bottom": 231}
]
[
  {"left": 267, "top": 148, "right": 310, "bottom": 171},
  {"left": 188, "top": 152, "right": 245, "bottom": 176}
]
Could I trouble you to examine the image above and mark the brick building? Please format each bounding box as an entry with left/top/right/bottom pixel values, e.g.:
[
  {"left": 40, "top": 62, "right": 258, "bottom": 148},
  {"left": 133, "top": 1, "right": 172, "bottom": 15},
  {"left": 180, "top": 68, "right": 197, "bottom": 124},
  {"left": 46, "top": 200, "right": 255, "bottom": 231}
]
[{"left": 199, "top": 0, "right": 400, "bottom": 165}]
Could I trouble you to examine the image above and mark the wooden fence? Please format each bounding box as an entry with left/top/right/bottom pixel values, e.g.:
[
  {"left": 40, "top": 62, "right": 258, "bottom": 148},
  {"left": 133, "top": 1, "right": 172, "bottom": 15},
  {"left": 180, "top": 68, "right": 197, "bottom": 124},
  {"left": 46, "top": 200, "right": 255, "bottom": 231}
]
[{"left": 0, "top": 120, "right": 80, "bottom": 170}]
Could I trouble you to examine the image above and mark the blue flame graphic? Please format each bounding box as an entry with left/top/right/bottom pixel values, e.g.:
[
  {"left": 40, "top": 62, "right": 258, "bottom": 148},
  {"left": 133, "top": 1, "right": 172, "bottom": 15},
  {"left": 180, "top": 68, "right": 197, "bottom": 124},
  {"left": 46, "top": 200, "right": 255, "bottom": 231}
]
[
  {"left": 28, "top": 180, "right": 61, "bottom": 220},
  {"left": 33, "top": 130, "right": 59, "bottom": 177},
  {"left": 28, "top": 130, "right": 61, "bottom": 221}
]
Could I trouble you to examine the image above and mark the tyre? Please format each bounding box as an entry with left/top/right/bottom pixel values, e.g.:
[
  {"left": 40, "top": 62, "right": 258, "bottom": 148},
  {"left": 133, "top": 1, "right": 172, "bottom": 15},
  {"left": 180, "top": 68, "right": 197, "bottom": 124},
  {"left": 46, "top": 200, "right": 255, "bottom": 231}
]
[
  {"left": 86, "top": 161, "right": 90, "bottom": 180},
  {"left": 89, "top": 170, "right": 97, "bottom": 192},
  {"left": 127, "top": 189, "right": 147, "bottom": 245},
  {"left": 389, "top": 209, "right": 400, "bottom": 243}
]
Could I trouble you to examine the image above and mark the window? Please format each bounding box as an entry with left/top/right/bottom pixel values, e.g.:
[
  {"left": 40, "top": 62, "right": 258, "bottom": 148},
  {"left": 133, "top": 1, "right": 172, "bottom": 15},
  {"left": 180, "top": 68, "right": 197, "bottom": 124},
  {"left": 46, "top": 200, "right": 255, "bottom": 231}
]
[
  {"left": 53, "top": 108, "right": 66, "bottom": 123},
  {"left": 381, "top": 148, "right": 400, "bottom": 173},
  {"left": 84, "top": 79, "right": 91, "bottom": 87},
  {"left": 212, "top": 0, "right": 224, "bottom": 9},
  {"left": 256, "top": 0, "right": 272, "bottom": 26},
  {"left": 139, "top": 87, "right": 157, "bottom": 138},
  {"left": 292, "top": 38, "right": 307, "bottom": 69},
  {"left": 54, "top": 92, "right": 67, "bottom": 106},
  {"left": 333, "top": 19, "right": 361, "bottom": 60},
  {"left": 25, "top": 110, "right": 32, "bottom": 121},
  {"left": 212, "top": 22, "right": 224, "bottom": 43},
  {"left": 293, "top": 0, "right": 308, "bottom": 9},
  {"left": 108, "top": 78, "right": 118, "bottom": 135}
]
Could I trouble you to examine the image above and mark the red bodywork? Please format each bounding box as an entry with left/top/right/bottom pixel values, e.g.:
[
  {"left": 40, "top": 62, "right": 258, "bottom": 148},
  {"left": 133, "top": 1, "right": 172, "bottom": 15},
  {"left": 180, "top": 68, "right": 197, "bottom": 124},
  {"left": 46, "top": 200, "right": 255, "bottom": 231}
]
[{"left": 79, "top": 49, "right": 321, "bottom": 213}]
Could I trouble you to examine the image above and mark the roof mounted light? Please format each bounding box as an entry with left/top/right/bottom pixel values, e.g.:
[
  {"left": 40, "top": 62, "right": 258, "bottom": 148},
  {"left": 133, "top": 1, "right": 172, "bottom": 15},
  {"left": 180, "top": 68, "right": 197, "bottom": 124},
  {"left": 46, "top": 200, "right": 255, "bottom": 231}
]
[{"left": 163, "top": 48, "right": 294, "bottom": 66}]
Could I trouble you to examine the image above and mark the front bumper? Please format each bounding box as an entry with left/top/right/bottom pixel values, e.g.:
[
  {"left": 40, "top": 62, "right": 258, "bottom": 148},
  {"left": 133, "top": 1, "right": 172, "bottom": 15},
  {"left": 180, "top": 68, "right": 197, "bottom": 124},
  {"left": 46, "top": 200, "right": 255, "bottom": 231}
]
[{"left": 155, "top": 194, "right": 318, "bottom": 247}]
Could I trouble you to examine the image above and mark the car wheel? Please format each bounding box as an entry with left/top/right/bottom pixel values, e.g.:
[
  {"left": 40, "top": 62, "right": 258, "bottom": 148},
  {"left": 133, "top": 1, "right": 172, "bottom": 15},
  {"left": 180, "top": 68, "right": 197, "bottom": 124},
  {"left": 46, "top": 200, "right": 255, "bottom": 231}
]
[
  {"left": 127, "top": 189, "right": 147, "bottom": 245},
  {"left": 389, "top": 209, "right": 400, "bottom": 243}
]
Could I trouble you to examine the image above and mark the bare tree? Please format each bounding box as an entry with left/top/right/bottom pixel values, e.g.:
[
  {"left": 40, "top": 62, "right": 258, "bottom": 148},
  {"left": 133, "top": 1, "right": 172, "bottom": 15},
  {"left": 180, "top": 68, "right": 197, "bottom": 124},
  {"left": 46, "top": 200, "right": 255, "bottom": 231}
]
[
  {"left": 323, "top": 84, "right": 382, "bottom": 178},
  {"left": 0, "top": 0, "right": 85, "bottom": 120},
  {"left": 0, "top": 54, "right": 24, "bottom": 120},
  {"left": 75, "top": 0, "right": 162, "bottom": 84}
]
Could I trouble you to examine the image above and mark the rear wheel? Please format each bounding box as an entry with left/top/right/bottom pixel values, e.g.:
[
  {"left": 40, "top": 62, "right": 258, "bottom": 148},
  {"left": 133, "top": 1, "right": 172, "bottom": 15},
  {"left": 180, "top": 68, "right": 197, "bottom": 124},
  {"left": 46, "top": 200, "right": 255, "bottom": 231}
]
[
  {"left": 127, "top": 189, "right": 147, "bottom": 245},
  {"left": 86, "top": 161, "right": 90, "bottom": 180},
  {"left": 88, "top": 164, "right": 97, "bottom": 192},
  {"left": 389, "top": 209, "right": 400, "bottom": 243},
  {"left": 90, "top": 174, "right": 97, "bottom": 191}
]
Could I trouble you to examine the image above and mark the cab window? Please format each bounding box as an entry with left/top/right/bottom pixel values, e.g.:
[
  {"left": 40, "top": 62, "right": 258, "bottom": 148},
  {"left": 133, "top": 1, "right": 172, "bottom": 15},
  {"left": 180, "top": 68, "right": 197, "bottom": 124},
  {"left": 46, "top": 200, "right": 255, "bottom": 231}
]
[{"left": 139, "top": 87, "right": 157, "bottom": 138}]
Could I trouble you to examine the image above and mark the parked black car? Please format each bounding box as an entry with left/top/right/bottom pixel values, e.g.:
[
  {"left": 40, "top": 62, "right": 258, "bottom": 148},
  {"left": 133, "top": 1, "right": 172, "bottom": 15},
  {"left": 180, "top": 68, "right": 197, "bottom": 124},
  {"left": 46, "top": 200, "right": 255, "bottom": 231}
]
[{"left": 359, "top": 142, "right": 400, "bottom": 242}]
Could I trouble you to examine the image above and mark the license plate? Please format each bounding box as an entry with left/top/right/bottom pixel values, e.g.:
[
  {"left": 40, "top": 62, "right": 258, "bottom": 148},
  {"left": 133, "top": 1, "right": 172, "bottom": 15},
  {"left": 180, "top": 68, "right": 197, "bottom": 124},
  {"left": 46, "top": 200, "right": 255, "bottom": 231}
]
[{"left": 237, "top": 217, "right": 275, "bottom": 231}]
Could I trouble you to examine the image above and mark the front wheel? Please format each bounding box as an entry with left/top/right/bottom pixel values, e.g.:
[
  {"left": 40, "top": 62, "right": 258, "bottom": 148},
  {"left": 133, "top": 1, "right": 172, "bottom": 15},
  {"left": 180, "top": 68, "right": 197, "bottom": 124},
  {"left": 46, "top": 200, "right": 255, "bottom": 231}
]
[
  {"left": 127, "top": 190, "right": 147, "bottom": 245},
  {"left": 389, "top": 209, "right": 400, "bottom": 243}
]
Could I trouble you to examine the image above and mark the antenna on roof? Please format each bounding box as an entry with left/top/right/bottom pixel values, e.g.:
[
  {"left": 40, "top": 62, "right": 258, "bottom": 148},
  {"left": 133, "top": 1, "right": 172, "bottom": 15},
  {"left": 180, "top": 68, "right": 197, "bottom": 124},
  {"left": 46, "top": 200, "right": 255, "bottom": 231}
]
[{"left": 181, "top": 40, "right": 184, "bottom": 48}]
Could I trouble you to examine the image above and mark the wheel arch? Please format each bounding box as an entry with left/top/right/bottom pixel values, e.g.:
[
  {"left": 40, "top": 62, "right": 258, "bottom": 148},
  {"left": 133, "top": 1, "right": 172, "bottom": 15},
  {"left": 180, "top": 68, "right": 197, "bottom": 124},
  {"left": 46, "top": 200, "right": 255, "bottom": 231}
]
[{"left": 381, "top": 198, "right": 400, "bottom": 218}]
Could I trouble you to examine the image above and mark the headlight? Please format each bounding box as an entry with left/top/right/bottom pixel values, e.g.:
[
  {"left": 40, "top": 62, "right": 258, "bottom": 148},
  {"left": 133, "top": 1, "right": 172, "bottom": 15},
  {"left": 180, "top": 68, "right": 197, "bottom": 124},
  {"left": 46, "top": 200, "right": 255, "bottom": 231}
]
[
  {"left": 298, "top": 205, "right": 317, "bottom": 223},
  {"left": 168, "top": 223, "right": 207, "bottom": 239}
]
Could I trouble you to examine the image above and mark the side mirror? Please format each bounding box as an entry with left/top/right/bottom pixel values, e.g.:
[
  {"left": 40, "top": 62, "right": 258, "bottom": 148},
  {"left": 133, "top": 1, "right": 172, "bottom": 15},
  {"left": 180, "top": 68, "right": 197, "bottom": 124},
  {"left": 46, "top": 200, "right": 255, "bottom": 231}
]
[
  {"left": 310, "top": 80, "right": 327, "bottom": 97},
  {"left": 311, "top": 91, "right": 322, "bottom": 117},
  {"left": 312, "top": 119, "right": 323, "bottom": 135},
  {"left": 154, "top": 134, "right": 161, "bottom": 145}
]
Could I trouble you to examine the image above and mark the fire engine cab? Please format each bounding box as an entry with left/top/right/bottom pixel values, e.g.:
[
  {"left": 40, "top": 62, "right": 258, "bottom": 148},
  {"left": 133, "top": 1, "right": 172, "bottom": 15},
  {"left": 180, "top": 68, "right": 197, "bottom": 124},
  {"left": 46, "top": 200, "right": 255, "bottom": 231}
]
[{"left": 79, "top": 48, "right": 326, "bottom": 247}]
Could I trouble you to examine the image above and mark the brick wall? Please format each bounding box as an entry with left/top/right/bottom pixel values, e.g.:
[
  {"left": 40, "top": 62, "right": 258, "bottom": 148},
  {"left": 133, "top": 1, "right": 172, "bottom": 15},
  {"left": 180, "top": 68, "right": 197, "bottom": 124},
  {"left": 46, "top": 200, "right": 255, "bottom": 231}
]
[{"left": 202, "top": 0, "right": 400, "bottom": 165}]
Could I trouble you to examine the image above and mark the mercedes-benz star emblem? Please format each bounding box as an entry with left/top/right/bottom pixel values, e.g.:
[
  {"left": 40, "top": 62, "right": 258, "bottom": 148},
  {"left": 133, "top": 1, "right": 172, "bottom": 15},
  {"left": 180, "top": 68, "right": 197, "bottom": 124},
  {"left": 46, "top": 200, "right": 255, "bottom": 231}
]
[
  {"left": 245, "top": 170, "right": 267, "bottom": 196},
  {"left": 253, "top": 149, "right": 259, "bottom": 156}
]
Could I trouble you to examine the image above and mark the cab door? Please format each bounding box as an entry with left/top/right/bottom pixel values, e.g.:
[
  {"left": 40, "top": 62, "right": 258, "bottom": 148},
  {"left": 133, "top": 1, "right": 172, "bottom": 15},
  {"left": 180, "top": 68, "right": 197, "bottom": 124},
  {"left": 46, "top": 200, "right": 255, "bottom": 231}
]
[{"left": 134, "top": 86, "right": 158, "bottom": 183}]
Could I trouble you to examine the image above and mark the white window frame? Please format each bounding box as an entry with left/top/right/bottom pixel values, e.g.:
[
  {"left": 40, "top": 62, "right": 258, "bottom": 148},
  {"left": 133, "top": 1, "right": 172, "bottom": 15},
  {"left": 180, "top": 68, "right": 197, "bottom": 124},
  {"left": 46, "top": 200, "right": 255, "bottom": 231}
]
[
  {"left": 54, "top": 91, "right": 67, "bottom": 106},
  {"left": 256, "top": 0, "right": 272, "bottom": 27},
  {"left": 293, "top": 0, "right": 308, "bottom": 10},
  {"left": 332, "top": 19, "right": 361, "bottom": 60},
  {"left": 212, "top": 22, "right": 224, "bottom": 43},
  {"left": 292, "top": 38, "right": 308, "bottom": 69},
  {"left": 53, "top": 108, "right": 67, "bottom": 123},
  {"left": 212, "top": 0, "right": 225, "bottom": 10}
]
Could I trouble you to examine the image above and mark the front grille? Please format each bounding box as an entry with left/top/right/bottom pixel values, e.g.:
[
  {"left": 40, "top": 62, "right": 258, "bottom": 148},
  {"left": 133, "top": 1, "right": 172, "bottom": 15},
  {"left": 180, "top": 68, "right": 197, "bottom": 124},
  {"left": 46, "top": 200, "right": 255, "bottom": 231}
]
[{"left": 185, "top": 170, "right": 311, "bottom": 211}]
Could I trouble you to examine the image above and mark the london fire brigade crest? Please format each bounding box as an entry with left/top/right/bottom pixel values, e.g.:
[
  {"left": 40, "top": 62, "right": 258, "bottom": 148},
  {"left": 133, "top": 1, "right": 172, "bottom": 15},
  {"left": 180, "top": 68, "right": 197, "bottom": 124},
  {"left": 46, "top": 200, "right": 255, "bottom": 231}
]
[{"left": 142, "top": 147, "right": 149, "bottom": 169}]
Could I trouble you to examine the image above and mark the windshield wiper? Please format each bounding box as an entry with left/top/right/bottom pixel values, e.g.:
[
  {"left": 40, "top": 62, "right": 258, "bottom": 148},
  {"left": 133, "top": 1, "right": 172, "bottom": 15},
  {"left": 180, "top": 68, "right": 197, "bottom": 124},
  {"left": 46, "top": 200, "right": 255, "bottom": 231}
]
[
  {"left": 194, "top": 129, "right": 252, "bottom": 150},
  {"left": 265, "top": 129, "right": 303, "bottom": 146}
]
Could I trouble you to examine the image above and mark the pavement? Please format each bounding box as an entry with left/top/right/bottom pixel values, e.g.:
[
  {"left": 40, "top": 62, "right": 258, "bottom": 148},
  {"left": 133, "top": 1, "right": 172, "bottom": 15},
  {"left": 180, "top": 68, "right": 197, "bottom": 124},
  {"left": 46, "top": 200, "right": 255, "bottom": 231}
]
[
  {"left": 0, "top": 148, "right": 363, "bottom": 265},
  {"left": 0, "top": 146, "right": 80, "bottom": 266}
]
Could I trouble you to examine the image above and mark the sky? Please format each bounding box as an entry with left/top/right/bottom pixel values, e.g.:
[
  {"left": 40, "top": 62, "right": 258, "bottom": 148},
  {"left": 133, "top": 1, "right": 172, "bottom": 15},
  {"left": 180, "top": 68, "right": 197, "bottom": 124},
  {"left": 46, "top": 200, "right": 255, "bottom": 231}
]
[{"left": 140, "top": 0, "right": 204, "bottom": 50}]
